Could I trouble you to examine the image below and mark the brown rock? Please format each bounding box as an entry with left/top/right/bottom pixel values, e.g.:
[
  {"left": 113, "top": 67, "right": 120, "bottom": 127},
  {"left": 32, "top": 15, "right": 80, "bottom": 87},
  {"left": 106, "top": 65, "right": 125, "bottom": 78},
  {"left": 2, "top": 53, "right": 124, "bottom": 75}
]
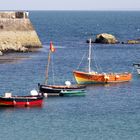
[
  {"left": 127, "top": 40, "right": 140, "bottom": 44},
  {"left": 95, "top": 33, "right": 118, "bottom": 44}
]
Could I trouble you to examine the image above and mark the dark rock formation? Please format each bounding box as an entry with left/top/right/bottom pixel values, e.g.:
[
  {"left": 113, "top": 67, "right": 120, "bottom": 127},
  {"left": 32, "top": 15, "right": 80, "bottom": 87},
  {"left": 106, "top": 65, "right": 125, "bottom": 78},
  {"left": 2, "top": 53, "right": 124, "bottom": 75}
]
[{"left": 95, "top": 33, "right": 118, "bottom": 44}]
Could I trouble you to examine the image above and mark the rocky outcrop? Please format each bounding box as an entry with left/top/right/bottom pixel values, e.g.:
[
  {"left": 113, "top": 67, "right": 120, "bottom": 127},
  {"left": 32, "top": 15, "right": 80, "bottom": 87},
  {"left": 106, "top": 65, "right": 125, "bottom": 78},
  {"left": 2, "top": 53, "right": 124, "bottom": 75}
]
[
  {"left": 126, "top": 40, "right": 140, "bottom": 44},
  {"left": 0, "top": 11, "right": 42, "bottom": 53},
  {"left": 95, "top": 33, "right": 118, "bottom": 44}
]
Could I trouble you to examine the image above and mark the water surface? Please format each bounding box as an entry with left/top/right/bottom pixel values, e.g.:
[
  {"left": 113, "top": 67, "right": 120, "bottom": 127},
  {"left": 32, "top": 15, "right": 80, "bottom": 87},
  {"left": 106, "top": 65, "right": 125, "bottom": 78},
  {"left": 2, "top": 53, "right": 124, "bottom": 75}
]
[{"left": 0, "top": 11, "right": 140, "bottom": 140}]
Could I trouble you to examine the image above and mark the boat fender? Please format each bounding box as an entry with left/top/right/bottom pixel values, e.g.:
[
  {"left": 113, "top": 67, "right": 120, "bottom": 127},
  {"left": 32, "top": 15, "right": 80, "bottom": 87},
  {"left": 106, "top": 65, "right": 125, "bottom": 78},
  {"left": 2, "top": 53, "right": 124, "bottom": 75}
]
[
  {"left": 104, "top": 75, "right": 109, "bottom": 80},
  {"left": 13, "top": 100, "right": 16, "bottom": 106},
  {"left": 115, "top": 75, "right": 120, "bottom": 78},
  {"left": 44, "top": 93, "right": 48, "bottom": 98},
  {"left": 26, "top": 101, "right": 30, "bottom": 107}
]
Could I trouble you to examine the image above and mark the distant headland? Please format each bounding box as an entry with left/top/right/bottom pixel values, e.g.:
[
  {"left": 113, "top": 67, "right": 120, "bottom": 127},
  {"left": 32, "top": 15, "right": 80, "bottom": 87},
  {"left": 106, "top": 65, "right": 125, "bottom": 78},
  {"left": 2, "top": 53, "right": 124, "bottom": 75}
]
[{"left": 0, "top": 11, "right": 42, "bottom": 55}]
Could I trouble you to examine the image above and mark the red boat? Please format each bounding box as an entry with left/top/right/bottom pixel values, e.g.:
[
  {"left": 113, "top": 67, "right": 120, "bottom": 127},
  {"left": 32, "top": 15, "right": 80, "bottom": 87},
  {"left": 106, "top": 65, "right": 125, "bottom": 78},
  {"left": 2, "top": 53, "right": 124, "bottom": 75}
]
[{"left": 0, "top": 93, "right": 43, "bottom": 107}]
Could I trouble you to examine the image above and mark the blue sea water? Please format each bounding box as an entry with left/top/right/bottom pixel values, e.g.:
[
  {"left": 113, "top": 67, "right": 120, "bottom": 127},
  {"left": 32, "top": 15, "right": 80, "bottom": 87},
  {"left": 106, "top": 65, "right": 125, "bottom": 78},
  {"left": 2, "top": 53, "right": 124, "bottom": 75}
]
[{"left": 0, "top": 11, "right": 140, "bottom": 140}]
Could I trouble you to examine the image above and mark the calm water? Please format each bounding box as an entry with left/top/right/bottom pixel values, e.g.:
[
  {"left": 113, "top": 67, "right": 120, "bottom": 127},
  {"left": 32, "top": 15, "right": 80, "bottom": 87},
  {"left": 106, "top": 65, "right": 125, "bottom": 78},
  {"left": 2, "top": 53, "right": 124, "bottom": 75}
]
[{"left": 0, "top": 11, "right": 140, "bottom": 140}]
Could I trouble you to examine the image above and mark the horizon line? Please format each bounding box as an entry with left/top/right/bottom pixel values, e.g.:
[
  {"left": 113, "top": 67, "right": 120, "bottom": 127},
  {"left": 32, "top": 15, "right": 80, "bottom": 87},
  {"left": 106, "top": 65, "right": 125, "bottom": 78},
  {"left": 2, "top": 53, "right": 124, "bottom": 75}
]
[{"left": 0, "top": 9, "right": 140, "bottom": 12}]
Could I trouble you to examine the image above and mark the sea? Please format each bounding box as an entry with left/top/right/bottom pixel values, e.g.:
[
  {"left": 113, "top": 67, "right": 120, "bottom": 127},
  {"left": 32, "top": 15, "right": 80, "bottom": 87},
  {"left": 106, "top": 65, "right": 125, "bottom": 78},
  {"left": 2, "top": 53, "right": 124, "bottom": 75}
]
[{"left": 0, "top": 11, "right": 140, "bottom": 140}]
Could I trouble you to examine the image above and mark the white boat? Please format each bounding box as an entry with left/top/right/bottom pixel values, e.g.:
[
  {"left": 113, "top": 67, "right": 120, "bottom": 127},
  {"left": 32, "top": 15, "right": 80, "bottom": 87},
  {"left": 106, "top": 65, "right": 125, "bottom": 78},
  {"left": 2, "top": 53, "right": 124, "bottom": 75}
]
[{"left": 133, "top": 63, "right": 140, "bottom": 74}]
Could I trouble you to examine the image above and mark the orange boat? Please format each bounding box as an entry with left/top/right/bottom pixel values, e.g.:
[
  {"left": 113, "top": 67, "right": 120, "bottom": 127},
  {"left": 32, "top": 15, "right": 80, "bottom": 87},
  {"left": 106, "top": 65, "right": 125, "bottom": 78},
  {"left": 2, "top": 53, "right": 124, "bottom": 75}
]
[{"left": 73, "top": 39, "right": 132, "bottom": 84}]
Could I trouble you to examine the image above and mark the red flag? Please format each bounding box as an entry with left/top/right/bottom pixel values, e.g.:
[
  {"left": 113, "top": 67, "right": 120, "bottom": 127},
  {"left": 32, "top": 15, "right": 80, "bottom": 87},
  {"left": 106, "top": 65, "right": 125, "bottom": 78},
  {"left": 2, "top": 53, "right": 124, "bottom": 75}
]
[{"left": 50, "top": 41, "right": 55, "bottom": 53}]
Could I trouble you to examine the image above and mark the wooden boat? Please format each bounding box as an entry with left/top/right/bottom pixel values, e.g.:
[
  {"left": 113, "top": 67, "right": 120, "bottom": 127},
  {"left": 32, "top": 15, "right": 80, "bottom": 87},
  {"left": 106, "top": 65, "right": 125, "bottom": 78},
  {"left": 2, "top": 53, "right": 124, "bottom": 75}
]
[
  {"left": 39, "top": 84, "right": 86, "bottom": 96},
  {"left": 133, "top": 63, "right": 140, "bottom": 74},
  {"left": 0, "top": 92, "right": 43, "bottom": 107},
  {"left": 39, "top": 41, "right": 86, "bottom": 96},
  {"left": 73, "top": 39, "right": 132, "bottom": 84},
  {"left": 59, "top": 90, "right": 85, "bottom": 96}
]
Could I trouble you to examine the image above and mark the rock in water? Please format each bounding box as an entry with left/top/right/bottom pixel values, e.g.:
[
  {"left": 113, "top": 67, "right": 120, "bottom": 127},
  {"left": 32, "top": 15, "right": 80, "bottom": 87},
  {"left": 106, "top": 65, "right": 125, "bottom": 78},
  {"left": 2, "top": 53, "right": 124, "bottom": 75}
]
[
  {"left": 95, "top": 33, "right": 118, "bottom": 44},
  {"left": 127, "top": 40, "right": 140, "bottom": 44},
  {"left": 0, "top": 11, "right": 42, "bottom": 53}
]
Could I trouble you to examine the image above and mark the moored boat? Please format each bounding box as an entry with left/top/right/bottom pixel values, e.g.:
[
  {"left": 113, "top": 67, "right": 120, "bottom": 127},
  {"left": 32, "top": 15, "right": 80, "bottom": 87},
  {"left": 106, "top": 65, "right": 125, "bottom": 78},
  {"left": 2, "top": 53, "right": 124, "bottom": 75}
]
[
  {"left": 73, "top": 70, "right": 132, "bottom": 84},
  {"left": 0, "top": 92, "right": 43, "bottom": 107},
  {"left": 73, "top": 39, "right": 132, "bottom": 84},
  {"left": 39, "top": 41, "right": 86, "bottom": 96},
  {"left": 59, "top": 90, "right": 85, "bottom": 96},
  {"left": 133, "top": 63, "right": 140, "bottom": 74},
  {"left": 39, "top": 84, "right": 86, "bottom": 96}
]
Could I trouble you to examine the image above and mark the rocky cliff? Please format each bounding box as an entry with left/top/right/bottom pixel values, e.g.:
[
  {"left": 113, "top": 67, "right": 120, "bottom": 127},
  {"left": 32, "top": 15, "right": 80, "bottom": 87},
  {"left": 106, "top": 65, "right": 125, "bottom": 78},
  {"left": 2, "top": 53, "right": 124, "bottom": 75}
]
[{"left": 0, "top": 11, "right": 42, "bottom": 54}]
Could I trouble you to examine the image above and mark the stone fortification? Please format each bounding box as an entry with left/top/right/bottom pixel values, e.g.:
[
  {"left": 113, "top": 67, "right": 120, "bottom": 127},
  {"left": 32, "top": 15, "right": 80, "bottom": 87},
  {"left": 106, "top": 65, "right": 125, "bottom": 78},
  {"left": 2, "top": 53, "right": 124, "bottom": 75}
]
[{"left": 0, "top": 11, "right": 42, "bottom": 53}]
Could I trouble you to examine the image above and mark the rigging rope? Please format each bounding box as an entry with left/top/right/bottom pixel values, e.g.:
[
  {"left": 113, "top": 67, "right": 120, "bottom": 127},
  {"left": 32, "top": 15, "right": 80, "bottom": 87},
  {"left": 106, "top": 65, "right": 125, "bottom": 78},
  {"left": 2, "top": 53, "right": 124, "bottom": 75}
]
[
  {"left": 91, "top": 46, "right": 102, "bottom": 73},
  {"left": 77, "top": 51, "right": 87, "bottom": 70}
]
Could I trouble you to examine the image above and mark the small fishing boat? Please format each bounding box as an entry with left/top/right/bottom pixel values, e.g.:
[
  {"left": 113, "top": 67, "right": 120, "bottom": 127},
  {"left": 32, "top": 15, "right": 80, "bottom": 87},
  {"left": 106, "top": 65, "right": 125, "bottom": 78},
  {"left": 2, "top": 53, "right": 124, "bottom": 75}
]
[
  {"left": 39, "top": 83, "right": 85, "bottom": 96},
  {"left": 39, "top": 41, "right": 86, "bottom": 96},
  {"left": 73, "top": 39, "right": 132, "bottom": 84},
  {"left": 0, "top": 91, "right": 43, "bottom": 107},
  {"left": 133, "top": 63, "right": 140, "bottom": 74},
  {"left": 59, "top": 90, "right": 85, "bottom": 96}
]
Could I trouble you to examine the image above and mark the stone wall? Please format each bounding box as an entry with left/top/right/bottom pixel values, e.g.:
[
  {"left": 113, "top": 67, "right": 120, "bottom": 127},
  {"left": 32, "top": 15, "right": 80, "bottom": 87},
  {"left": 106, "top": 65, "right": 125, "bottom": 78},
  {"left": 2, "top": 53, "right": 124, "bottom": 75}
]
[{"left": 0, "top": 11, "right": 42, "bottom": 53}]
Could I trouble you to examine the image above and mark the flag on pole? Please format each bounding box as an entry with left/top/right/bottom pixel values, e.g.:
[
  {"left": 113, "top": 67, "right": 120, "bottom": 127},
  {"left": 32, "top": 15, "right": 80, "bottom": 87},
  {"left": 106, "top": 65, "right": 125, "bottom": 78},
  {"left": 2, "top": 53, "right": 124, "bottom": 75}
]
[{"left": 50, "top": 41, "right": 55, "bottom": 53}]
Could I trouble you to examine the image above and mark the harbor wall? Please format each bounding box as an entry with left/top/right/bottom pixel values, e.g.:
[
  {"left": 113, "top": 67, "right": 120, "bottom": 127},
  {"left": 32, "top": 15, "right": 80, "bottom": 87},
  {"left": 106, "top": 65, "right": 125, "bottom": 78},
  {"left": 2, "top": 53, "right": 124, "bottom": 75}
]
[{"left": 0, "top": 11, "right": 42, "bottom": 53}]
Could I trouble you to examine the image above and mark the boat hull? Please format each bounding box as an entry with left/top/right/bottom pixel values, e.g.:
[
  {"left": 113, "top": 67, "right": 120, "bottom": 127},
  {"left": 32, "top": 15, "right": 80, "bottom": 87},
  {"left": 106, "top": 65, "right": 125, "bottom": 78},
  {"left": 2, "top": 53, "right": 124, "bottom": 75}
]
[
  {"left": 38, "top": 84, "right": 86, "bottom": 96},
  {"left": 73, "top": 70, "right": 132, "bottom": 84},
  {"left": 59, "top": 90, "right": 85, "bottom": 96},
  {"left": 0, "top": 96, "right": 43, "bottom": 107}
]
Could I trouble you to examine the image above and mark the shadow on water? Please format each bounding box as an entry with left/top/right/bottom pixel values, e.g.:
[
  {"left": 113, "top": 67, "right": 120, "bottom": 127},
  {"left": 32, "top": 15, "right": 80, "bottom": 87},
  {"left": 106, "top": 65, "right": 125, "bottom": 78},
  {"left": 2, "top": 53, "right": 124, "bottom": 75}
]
[
  {"left": 0, "top": 48, "right": 41, "bottom": 64},
  {"left": 0, "top": 55, "right": 30, "bottom": 64}
]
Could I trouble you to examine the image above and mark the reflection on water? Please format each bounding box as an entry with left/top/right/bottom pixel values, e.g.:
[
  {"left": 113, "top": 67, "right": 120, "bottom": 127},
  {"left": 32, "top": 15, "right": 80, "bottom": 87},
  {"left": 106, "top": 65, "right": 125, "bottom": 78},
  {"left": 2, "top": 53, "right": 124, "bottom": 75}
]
[{"left": 0, "top": 55, "right": 30, "bottom": 64}]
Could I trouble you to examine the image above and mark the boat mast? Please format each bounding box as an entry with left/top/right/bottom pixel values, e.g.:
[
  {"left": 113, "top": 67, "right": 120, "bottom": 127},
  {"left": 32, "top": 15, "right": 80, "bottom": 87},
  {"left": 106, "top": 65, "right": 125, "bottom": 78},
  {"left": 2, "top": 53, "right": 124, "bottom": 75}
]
[
  {"left": 88, "top": 39, "right": 92, "bottom": 73},
  {"left": 45, "top": 50, "right": 51, "bottom": 85}
]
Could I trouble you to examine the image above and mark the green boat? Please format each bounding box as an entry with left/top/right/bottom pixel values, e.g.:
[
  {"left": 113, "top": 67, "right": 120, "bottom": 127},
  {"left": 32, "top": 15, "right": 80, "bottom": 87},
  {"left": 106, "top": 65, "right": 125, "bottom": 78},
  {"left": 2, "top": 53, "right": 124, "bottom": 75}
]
[{"left": 59, "top": 90, "right": 86, "bottom": 96}]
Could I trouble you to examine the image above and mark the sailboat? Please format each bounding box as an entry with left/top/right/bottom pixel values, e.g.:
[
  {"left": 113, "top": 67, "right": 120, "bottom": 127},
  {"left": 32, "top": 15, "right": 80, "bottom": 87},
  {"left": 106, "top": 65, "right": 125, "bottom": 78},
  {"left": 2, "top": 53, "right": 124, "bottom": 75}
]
[
  {"left": 73, "top": 39, "right": 132, "bottom": 84},
  {"left": 38, "top": 41, "right": 86, "bottom": 96}
]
